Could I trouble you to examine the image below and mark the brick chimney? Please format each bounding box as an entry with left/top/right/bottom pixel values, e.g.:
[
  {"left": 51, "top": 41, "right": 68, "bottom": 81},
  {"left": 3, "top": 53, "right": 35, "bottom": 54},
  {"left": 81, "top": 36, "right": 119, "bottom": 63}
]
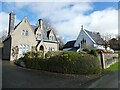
[{"left": 8, "top": 11, "right": 15, "bottom": 35}]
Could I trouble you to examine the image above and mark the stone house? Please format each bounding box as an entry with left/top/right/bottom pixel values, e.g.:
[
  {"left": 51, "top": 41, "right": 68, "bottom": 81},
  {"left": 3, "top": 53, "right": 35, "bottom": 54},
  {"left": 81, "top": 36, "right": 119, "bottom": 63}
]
[{"left": 2, "top": 12, "right": 59, "bottom": 61}]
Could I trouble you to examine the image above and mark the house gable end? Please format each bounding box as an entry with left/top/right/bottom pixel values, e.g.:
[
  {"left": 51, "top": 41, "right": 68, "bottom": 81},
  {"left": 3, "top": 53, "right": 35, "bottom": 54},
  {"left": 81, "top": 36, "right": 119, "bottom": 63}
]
[
  {"left": 12, "top": 17, "right": 35, "bottom": 37},
  {"left": 74, "top": 29, "right": 95, "bottom": 47},
  {"left": 11, "top": 17, "right": 37, "bottom": 48}
]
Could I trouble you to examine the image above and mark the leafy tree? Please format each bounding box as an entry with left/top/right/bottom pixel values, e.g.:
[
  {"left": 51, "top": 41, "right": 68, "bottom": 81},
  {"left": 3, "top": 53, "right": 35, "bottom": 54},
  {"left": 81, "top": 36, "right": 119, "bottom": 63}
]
[
  {"left": 109, "top": 37, "right": 120, "bottom": 50},
  {"left": 0, "top": 29, "right": 7, "bottom": 42}
]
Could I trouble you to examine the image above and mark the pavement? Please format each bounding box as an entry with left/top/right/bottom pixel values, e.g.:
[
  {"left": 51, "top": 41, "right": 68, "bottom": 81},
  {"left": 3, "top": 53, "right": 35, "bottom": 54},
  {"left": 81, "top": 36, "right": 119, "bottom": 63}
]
[{"left": 2, "top": 60, "right": 120, "bottom": 89}]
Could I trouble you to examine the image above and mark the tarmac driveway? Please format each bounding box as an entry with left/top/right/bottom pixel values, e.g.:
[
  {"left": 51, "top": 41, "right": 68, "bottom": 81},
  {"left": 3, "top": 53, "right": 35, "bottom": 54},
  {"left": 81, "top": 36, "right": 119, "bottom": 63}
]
[
  {"left": 2, "top": 61, "right": 119, "bottom": 89},
  {"left": 2, "top": 61, "right": 99, "bottom": 88}
]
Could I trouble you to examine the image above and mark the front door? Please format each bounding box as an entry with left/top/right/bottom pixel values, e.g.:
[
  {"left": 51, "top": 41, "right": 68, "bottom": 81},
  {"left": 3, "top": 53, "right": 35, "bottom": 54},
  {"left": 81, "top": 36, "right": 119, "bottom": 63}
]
[{"left": 39, "top": 45, "right": 44, "bottom": 56}]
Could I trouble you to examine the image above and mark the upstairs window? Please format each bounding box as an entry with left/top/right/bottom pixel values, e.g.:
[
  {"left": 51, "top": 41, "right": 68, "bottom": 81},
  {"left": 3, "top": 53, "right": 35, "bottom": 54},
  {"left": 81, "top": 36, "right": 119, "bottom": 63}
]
[
  {"left": 22, "top": 30, "right": 28, "bottom": 36},
  {"left": 25, "top": 31, "right": 28, "bottom": 36},
  {"left": 22, "top": 30, "right": 25, "bottom": 35},
  {"left": 37, "top": 34, "right": 42, "bottom": 39},
  {"left": 49, "top": 36, "right": 54, "bottom": 41}
]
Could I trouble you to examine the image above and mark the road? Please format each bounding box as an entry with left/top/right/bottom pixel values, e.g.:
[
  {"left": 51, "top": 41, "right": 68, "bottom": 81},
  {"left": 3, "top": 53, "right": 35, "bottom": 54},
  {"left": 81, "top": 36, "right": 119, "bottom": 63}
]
[
  {"left": 2, "top": 61, "right": 120, "bottom": 89},
  {"left": 82, "top": 71, "right": 120, "bottom": 88}
]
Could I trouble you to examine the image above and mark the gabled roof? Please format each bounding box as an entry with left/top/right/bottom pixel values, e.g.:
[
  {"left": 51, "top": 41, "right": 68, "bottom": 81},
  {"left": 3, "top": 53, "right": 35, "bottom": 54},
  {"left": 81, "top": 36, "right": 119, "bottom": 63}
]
[
  {"left": 31, "top": 25, "right": 37, "bottom": 31},
  {"left": 14, "top": 20, "right": 22, "bottom": 30},
  {"left": 84, "top": 29, "right": 104, "bottom": 45},
  {"left": 3, "top": 35, "right": 11, "bottom": 42},
  {"left": 63, "top": 40, "right": 76, "bottom": 49},
  {"left": 8, "top": 14, "right": 58, "bottom": 42}
]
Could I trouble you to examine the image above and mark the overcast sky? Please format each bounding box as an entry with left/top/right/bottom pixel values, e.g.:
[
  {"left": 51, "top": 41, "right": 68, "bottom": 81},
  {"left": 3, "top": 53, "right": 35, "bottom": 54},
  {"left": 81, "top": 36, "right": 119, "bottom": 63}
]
[{"left": 0, "top": 1, "right": 119, "bottom": 42}]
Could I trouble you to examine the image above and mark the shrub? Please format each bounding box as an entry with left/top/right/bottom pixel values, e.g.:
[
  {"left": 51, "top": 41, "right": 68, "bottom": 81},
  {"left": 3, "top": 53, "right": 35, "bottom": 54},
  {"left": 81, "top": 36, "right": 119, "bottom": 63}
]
[
  {"left": 24, "top": 51, "right": 101, "bottom": 75},
  {"left": 36, "top": 50, "right": 43, "bottom": 58},
  {"left": 24, "top": 50, "right": 44, "bottom": 59},
  {"left": 82, "top": 48, "right": 90, "bottom": 53},
  {"left": 24, "top": 51, "right": 36, "bottom": 58},
  {"left": 89, "top": 49, "right": 98, "bottom": 57},
  {"left": 61, "top": 51, "right": 80, "bottom": 62},
  {"left": 79, "top": 51, "right": 87, "bottom": 56},
  {"left": 45, "top": 51, "right": 62, "bottom": 59}
]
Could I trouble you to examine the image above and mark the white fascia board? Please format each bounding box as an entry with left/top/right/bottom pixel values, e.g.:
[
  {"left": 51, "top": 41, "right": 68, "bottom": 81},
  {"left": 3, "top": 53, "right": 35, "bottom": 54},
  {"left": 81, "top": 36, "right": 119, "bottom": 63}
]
[{"left": 63, "top": 48, "right": 72, "bottom": 51}]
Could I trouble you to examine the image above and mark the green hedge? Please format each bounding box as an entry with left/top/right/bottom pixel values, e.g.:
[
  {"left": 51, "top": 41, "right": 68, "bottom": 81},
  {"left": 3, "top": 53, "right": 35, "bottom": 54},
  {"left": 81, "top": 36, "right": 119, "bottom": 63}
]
[{"left": 24, "top": 51, "right": 101, "bottom": 75}]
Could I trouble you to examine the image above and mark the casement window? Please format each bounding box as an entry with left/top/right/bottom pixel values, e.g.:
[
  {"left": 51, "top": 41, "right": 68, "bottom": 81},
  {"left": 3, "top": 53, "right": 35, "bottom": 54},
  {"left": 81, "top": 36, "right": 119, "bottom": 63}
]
[
  {"left": 19, "top": 44, "right": 30, "bottom": 57},
  {"left": 52, "top": 36, "right": 54, "bottom": 41},
  {"left": 36, "top": 33, "right": 42, "bottom": 39},
  {"left": 38, "top": 34, "right": 41, "bottom": 39},
  {"left": 52, "top": 48, "right": 55, "bottom": 51},
  {"left": 48, "top": 47, "right": 55, "bottom": 51},
  {"left": 25, "top": 31, "right": 28, "bottom": 36},
  {"left": 22, "top": 30, "right": 28, "bottom": 36},
  {"left": 22, "top": 30, "right": 25, "bottom": 35},
  {"left": 49, "top": 36, "right": 54, "bottom": 41},
  {"left": 49, "top": 47, "right": 51, "bottom": 51}
]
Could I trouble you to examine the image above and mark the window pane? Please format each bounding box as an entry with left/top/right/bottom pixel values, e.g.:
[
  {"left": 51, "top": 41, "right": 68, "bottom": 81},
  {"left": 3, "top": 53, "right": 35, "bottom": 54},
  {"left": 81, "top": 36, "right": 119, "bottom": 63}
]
[{"left": 26, "top": 31, "right": 28, "bottom": 36}]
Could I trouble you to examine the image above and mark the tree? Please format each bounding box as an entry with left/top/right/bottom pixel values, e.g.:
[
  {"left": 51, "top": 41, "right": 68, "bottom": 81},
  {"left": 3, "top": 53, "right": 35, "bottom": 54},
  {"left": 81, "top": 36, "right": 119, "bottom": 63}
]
[
  {"left": 109, "top": 38, "right": 120, "bottom": 51},
  {"left": 0, "top": 29, "right": 7, "bottom": 42}
]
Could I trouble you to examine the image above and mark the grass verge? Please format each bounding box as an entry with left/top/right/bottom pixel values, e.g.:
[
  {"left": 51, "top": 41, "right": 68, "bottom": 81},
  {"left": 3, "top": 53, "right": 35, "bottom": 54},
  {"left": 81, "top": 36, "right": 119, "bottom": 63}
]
[{"left": 105, "top": 61, "right": 120, "bottom": 72}]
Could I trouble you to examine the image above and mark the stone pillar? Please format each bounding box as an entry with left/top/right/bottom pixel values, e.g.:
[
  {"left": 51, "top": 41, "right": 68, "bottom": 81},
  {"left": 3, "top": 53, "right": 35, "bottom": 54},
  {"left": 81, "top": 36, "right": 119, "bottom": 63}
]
[{"left": 99, "top": 51, "right": 106, "bottom": 69}]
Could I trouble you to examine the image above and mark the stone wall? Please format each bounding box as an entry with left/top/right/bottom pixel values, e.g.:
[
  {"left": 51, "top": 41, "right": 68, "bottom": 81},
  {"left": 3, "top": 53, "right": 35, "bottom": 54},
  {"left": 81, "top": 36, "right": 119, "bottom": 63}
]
[{"left": 99, "top": 52, "right": 118, "bottom": 69}]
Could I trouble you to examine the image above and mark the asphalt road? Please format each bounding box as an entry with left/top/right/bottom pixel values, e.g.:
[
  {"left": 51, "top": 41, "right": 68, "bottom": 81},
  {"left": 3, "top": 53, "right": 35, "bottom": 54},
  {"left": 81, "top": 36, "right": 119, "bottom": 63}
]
[
  {"left": 2, "top": 61, "right": 98, "bottom": 88},
  {"left": 2, "top": 60, "right": 120, "bottom": 89},
  {"left": 82, "top": 71, "right": 120, "bottom": 88},
  {"left": 0, "top": 60, "right": 2, "bottom": 90}
]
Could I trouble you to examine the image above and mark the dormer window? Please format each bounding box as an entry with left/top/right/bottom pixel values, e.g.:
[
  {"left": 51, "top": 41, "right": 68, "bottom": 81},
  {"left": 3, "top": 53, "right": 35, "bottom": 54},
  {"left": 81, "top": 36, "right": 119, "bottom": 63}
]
[
  {"left": 37, "top": 33, "right": 42, "bottom": 39},
  {"left": 52, "top": 36, "right": 54, "bottom": 41},
  {"left": 49, "top": 36, "right": 54, "bottom": 41}
]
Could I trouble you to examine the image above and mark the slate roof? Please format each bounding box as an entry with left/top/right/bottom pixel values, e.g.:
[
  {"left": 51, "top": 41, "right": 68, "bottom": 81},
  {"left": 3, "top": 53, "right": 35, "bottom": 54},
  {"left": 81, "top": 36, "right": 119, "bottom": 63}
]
[
  {"left": 68, "top": 47, "right": 79, "bottom": 51},
  {"left": 9, "top": 16, "right": 57, "bottom": 42},
  {"left": 84, "top": 29, "right": 104, "bottom": 45},
  {"left": 31, "top": 25, "right": 37, "bottom": 31},
  {"left": 31, "top": 25, "right": 53, "bottom": 41},
  {"left": 63, "top": 40, "right": 76, "bottom": 49}
]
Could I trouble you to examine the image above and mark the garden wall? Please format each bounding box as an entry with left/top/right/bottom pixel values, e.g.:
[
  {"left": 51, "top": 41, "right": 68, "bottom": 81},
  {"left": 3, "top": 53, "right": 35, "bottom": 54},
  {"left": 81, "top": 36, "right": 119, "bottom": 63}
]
[{"left": 99, "top": 52, "right": 118, "bottom": 69}]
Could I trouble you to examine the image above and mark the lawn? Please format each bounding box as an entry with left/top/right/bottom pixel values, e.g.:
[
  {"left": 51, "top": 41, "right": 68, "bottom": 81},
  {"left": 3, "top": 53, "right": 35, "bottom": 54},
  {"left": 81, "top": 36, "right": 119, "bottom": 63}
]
[{"left": 105, "top": 61, "right": 120, "bottom": 72}]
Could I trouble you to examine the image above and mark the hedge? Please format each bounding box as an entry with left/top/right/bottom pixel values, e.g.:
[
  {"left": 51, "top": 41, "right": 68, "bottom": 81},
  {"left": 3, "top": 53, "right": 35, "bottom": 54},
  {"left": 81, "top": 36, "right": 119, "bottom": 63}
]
[{"left": 24, "top": 51, "right": 101, "bottom": 75}]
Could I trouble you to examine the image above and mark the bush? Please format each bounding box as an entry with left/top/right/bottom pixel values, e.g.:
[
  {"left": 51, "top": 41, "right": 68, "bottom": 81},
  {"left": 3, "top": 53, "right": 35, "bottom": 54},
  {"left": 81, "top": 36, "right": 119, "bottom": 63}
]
[
  {"left": 24, "top": 50, "right": 43, "bottom": 59},
  {"left": 83, "top": 48, "right": 90, "bottom": 53},
  {"left": 45, "top": 51, "right": 62, "bottom": 59},
  {"left": 24, "top": 51, "right": 36, "bottom": 58},
  {"left": 89, "top": 49, "right": 98, "bottom": 57},
  {"left": 24, "top": 51, "right": 101, "bottom": 75}
]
